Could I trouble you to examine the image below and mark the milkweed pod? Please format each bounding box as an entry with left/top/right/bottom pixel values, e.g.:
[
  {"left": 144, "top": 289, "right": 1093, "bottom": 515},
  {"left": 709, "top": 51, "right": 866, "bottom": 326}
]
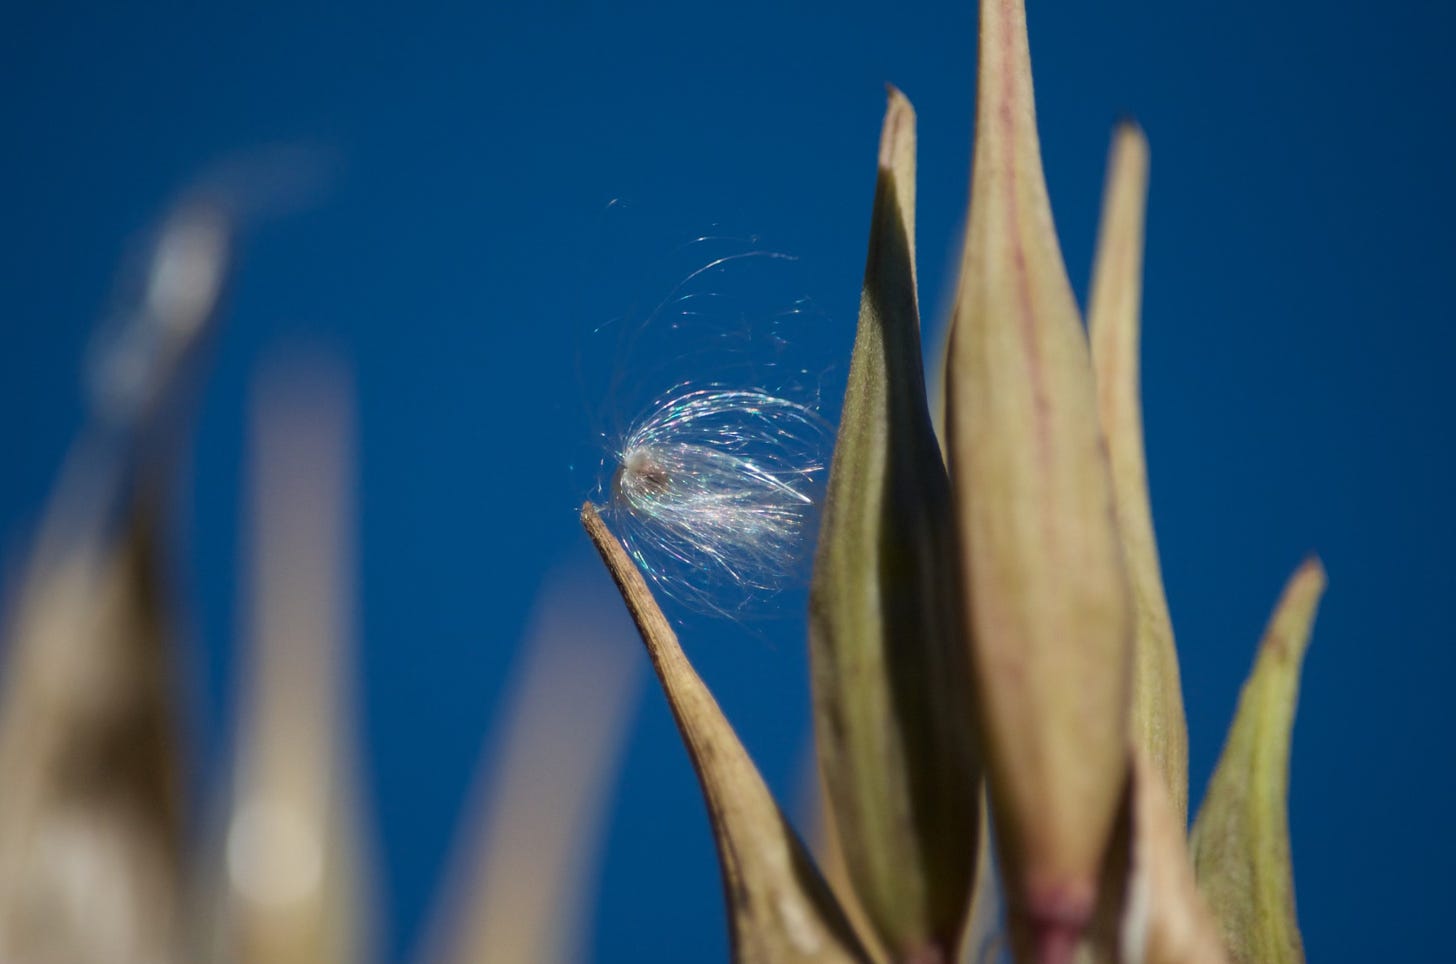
[
  {"left": 583, "top": 504, "right": 872, "bottom": 964},
  {"left": 214, "top": 358, "right": 374, "bottom": 964},
  {"left": 808, "top": 87, "right": 980, "bottom": 962},
  {"left": 1190, "top": 559, "right": 1324, "bottom": 964},
  {"left": 1088, "top": 123, "right": 1190, "bottom": 821},
  {"left": 945, "top": 0, "right": 1133, "bottom": 959}
]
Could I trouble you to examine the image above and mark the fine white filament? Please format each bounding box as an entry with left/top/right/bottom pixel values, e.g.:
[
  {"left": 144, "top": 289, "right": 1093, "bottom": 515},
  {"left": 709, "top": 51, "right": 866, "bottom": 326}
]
[{"left": 607, "top": 388, "right": 829, "bottom": 616}]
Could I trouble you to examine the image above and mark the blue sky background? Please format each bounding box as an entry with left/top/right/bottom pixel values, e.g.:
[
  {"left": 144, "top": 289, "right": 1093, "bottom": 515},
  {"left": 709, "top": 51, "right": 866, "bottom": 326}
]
[{"left": 2, "top": 2, "right": 1453, "bottom": 961}]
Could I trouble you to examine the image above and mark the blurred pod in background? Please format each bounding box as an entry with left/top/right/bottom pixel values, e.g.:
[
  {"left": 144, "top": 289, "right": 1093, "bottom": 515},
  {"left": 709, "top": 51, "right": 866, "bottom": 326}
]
[
  {"left": 0, "top": 195, "right": 232, "bottom": 964},
  {"left": 419, "top": 560, "right": 643, "bottom": 964},
  {"left": 202, "top": 350, "right": 378, "bottom": 963}
]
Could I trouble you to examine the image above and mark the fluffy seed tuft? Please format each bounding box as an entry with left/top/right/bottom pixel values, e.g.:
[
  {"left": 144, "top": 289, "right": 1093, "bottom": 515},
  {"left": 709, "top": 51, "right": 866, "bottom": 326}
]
[{"left": 605, "top": 387, "right": 830, "bottom": 617}]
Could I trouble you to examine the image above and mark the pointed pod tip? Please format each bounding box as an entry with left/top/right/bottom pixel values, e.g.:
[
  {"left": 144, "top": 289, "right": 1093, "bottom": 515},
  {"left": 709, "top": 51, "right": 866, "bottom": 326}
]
[
  {"left": 883, "top": 83, "right": 912, "bottom": 112},
  {"left": 1279, "top": 553, "right": 1328, "bottom": 611},
  {"left": 878, "top": 86, "right": 916, "bottom": 173},
  {"left": 1260, "top": 556, "right": 1327, "bottom": 664},
  {"left": 580, "top": 501, "right": 608, "bottom": 533},
  {"left": 1113, "top": 116, "right": 1147, "bottom": 142},
  {"left": 1109, "top": 120, "right": 1150, "bottom": 175}
]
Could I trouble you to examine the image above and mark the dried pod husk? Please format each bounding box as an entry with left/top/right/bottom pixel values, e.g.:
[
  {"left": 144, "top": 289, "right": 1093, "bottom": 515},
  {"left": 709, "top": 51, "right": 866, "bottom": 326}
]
[
  {"left": 945, "top": 0, "right": 1133, "bottom": 958},
  {"left": 583, "top": 504, "right": 871, "bottom": 964},
  {"left": 1190, "top": 559, "right": 1324, "bottom": 964},
  {"left": 1087, "top": 123, "right": 1190, "bottom": 820},
  {"left": 808, "top": 86, "right": 981, "bottom": 963}
]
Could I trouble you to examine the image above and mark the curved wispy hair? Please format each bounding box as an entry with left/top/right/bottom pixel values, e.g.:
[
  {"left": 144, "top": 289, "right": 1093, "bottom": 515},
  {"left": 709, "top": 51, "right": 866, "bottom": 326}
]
[{"left": 605, "top": 386, "right": 831, "bottom": 617}]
